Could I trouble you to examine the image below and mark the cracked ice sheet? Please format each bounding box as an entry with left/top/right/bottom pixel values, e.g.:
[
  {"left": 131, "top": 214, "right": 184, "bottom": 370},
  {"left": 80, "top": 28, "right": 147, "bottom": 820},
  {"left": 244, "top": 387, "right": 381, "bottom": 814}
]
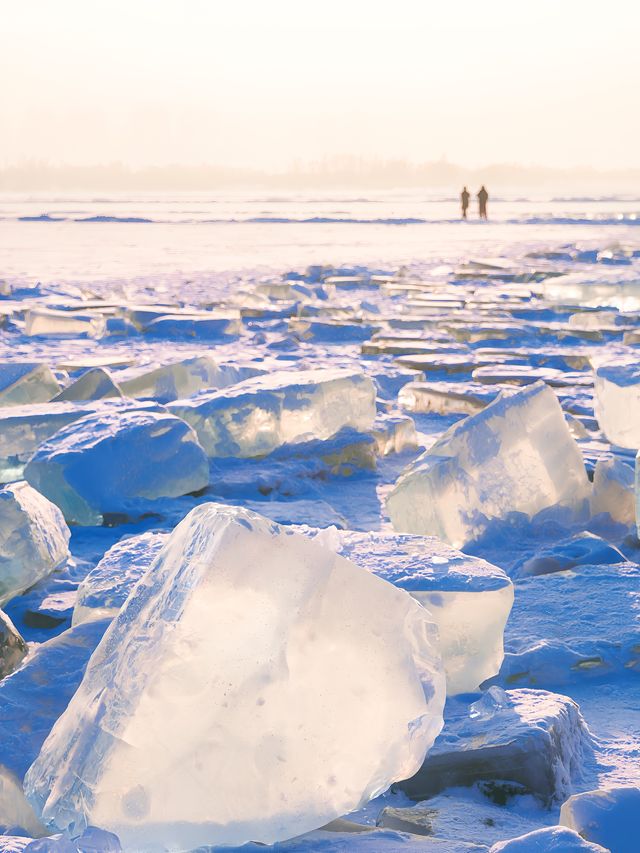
[{"left": 3, "top": 215, "right": 640, "bottom": 848}]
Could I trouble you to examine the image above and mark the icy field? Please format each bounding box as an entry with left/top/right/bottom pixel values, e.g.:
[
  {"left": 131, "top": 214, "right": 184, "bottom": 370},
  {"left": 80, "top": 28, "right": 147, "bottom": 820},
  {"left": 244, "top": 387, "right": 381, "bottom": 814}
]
[{"left": 0, "top": 194, "right": 639, "bottom": 852}]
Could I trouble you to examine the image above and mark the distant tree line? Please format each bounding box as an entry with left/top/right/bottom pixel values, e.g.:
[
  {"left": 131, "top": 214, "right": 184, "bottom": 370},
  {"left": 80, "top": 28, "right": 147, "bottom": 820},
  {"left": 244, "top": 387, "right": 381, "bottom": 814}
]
[{"left": 1, "top": 158, "right": 639, "bottom": 192}]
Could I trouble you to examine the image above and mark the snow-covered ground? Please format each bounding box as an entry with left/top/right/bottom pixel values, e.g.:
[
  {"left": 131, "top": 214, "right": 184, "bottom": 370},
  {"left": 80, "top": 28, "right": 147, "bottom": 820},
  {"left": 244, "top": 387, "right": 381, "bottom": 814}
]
[{"left": 0, "top": 192, "right": 639, "bottom": 852}]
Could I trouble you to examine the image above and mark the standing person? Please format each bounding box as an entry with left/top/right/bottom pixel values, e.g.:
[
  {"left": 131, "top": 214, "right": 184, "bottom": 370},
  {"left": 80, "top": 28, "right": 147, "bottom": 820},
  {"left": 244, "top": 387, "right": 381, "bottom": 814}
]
[
  {"left": 460, "top": 186, "right": 470, "bottom": 219},
  {"left": 477, "top": 185, "right": 489, "bottom": 219}
]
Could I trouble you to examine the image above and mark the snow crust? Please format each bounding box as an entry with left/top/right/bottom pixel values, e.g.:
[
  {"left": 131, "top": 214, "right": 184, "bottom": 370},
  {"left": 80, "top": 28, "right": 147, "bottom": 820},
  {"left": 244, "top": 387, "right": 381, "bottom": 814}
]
[
  {"left": 497, "top": 562, "right": 640, "bottom": 688},
  {"left": 490, "top": 826, "right": 607, "bottom": 852},
  {"left": 559, "top": 786, "right": 640, "bottom": 853}
]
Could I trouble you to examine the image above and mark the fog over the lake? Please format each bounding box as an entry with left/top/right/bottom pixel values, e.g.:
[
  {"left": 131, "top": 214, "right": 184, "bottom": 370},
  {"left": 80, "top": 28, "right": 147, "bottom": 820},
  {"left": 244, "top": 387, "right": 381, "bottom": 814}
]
[{"left": 2, "top": 0, "right": 639, "bottom": 178}]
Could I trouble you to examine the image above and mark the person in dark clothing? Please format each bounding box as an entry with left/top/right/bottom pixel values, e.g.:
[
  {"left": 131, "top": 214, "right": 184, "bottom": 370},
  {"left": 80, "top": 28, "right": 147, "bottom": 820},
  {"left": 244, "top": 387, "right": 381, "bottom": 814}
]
[
  {"left": 461, "top": 186, "right": 470, "bottom": 219},
  {"left": 477, "top": 185, "right": 489, "bottom": 219}
]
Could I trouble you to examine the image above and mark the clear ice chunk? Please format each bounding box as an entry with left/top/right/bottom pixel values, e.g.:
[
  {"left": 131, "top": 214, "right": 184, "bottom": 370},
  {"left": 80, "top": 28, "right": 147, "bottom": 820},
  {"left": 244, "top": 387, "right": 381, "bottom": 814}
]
[
  {"left": 24, "top": 410, "right": 209, "bottom": 525},
  {"left": 168, "top": 368, "right": 377, "bottom": 458},
  {"left": 0, "top": 363, "right": 60, "bottom": 408},
  {"left": 25, "top": 503, "right": 445, "bottom": 850},
  {"left": 312, "top": 529, "right": 513, "bottom": 695},
  {"left": 0, "top": 482, "right": 70, "bottom": 606},
  {"left": 387, "top": 382, "right": 591, "bottom": 548},
  {"left": 72, "top": 531, "right": 169, "bottom": 626}
]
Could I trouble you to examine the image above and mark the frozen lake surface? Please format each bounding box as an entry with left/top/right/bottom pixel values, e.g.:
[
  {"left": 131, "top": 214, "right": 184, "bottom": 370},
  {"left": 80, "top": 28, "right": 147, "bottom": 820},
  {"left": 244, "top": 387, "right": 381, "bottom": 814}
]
[{"left": 0, "top": 191, "right": 638, "bottom": 852}]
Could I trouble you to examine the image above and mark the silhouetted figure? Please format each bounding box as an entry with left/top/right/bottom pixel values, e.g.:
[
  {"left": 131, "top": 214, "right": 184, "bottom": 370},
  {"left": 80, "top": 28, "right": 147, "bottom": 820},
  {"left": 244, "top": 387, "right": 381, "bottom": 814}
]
[
  {"left": 461, "top": 186, "right": 470, "bottom": 219},
  {"left": 477, "top": 185, "right": 489, "bottom": 219}
]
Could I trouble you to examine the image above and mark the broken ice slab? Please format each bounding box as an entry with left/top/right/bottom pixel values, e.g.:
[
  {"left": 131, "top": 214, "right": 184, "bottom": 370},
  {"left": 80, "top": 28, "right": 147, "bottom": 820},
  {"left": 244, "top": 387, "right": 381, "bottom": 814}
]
[
  {"left": 0, "top": 402, "right": 107, "bottom": 482},
  {"left": 239, "top": 297, "right": 299, "bottom": 320},
  {"left": 142, "top": 310, "right": 242, "bottom": 338},
  {"left": 0, "top": 619, "right": 108, "bottom": 836},
  {"left": 496, "top": 562, "right": 640, "bottom": 688},
  {"left": 52, "top": 367, "right": 122, "bottom": 402},
  {"left": 24, "top": 409, "right": 209, "bottom": 525},
  {"left": 117, "top": 354, "right": 262, "bottom": 403},
  {"left": 24, "top": 308, "right": 106, "bottom": 339},
  {"left": 254, "top": 280, "right": 309, "bottom": 300},
  {"left": 475, "top": 348, "right": 593, "bottom": 372},
  {"left": 0, "top": 609, "right": 27, "bottom": 678},
  {"left": 25, "top": 503, "right": 445, "bottom": 850},
  {"left": 593, "top": 359, "right": 640, "bottom": 449},
  {"left": 361, "top": 339, "right": 466, "bottom": 357},
  {"left": 168, "top": 368, "right": 377, "bottom": 458},
  {"left": 538, "top": 268, "right": 640, "bottom": 311},
  {"left": 55, "top": 355, "right": 137, "bottom": 372},
  {"left": 0, "top": 482, "right": 70, "bottom": 606},
  {"left": 440, "top": 322, "right": 530, "bottom": 345},
  {"left": 0, "top": 400, "right": 163, "bottom": 484},
  {"left": 396, "top": 688, "right": 590, "bottom": 805},
  {"left": 472, "top": 364, "right": 593, "bottom": 388},
  {"left": 591, "top": 455, "right": 635, "bottom": 526},
  {"left": 73, "top": 503, "right": 348, "bottom": 628},
  {"left": 531, "top": 320, "right": 611, "bottom": 344},
  {"left": 289, "top": 318, "right": 378, "bottom": 343},
  {"left": 387, "top": 382, "right": 591, "bottom": 548},
  {"left": 72, "top": 531, "right": 170, "bottom": 626},
  {"left": 121, "top": 304, "right": 181, "bottom": 328},
  {"left": 370, "top": 414, "right": 419, "bottom": 456},
  {"left": 568, "top": 309, "right": 625, "bottom": 329},
  {"left": 398, "top": 381, "right": 513, "bottom": 416},
  {"left": 560, "top": 786, "right": 640, "bottom": 853},
  {"left": 313, "top": 529, "right": 513, "bottom": 695},
  {"left": 454, "top": 258, "right": 540, "bottom": 279},
  {"left": 0, "top": 363, "right": 60, "bottom": 407},
  {"left": 323, "top": 275, "right": 373, "bottom": 290},
  {"left": 394, "top": 354, "right": 485, "bottom": 374}
]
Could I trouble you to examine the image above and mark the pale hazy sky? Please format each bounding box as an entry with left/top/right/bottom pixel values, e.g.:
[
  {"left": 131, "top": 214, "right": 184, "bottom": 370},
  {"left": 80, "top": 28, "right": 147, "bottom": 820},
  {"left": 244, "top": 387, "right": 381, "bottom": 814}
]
[{"left": 2, "top": 0, "right": 639, "bottom": 171}]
